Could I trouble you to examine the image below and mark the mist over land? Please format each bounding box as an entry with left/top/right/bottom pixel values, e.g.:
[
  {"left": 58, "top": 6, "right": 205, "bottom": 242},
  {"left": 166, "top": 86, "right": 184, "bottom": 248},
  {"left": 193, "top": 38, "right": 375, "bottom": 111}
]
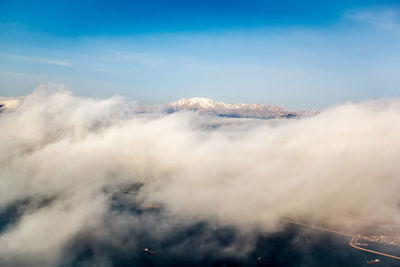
[{"left": 1, "top": 85, "right": 400, "bottom": 266}]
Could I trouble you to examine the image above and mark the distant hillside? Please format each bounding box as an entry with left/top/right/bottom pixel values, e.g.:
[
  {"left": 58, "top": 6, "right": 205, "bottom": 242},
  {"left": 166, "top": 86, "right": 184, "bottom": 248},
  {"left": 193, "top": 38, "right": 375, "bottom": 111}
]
[
  {"left": 0, "top": 96, "right": 319, "bottom": 119},
  {"left": 0, "top": 97, "right": 23, "bottom": 113},
  {"left": 139, "top": 97, "right": 319, "bottom": 119}
]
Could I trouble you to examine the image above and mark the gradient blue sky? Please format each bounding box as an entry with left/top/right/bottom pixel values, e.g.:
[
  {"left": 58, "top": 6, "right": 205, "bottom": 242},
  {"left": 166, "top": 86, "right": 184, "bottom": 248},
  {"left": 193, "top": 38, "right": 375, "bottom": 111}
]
[{"left": 1, "top": 0, "right": 400, "bottom": 109}]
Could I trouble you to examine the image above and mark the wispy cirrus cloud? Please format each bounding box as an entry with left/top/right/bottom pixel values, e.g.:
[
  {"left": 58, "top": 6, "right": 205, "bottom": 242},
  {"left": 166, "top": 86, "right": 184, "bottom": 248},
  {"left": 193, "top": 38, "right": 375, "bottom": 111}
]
[
  {"left": 345, "top": 7, "right": 400, "bottom": 30},
  {"left": 0, "top": 53, "right": 72, "bottom": 67}
]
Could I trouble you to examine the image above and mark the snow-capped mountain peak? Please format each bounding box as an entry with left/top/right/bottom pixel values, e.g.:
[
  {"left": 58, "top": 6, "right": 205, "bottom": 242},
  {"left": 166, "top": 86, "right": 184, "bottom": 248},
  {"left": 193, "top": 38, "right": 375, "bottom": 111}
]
[
  {"left": 168, "top": 97, "right": 285, "bottom": 112},
  {"left": 164, "top": 97, "right": 317, "bottom": 119},
  {"left": 170, "top": 97, "right": 217, "bottom": 109},
  {"left": 0, "top": 95, "right": 319, "bottom": 120}
]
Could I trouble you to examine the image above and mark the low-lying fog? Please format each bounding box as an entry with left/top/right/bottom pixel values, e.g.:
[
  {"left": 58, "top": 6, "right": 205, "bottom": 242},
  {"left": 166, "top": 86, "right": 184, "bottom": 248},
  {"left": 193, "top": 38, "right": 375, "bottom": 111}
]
[{"left": 1, "top": 84, "right": 400, "bottom": 266}]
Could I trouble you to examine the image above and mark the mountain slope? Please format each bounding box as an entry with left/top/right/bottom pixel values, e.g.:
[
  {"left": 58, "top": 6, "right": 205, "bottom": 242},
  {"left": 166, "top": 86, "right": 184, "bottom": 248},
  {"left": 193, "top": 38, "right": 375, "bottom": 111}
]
[
  {"left": 163, "top": 97, "right": 318, "bottom": 119},
  {"left": 0, "top": 96, "right": 319, "bottom": 119}
]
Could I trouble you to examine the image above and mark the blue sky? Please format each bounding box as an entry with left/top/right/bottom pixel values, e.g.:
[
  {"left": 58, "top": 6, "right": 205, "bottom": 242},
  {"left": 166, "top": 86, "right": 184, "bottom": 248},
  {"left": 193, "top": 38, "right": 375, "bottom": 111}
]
[{"left": 1, "top": 0, "right": 400, "bottom": 109}]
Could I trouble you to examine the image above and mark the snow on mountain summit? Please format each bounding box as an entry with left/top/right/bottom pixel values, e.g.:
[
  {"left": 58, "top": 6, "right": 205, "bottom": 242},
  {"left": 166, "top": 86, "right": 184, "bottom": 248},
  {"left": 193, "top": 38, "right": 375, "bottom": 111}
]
[
  {"left": 168, "top": 97, "right": 285, "bottom": 111},
  {"left": 0, "top": 94, "right": 318, "bottom": 120},
  {"left": 165, "top": 97, "right": 316, "bottom": 119},
  {"left": 170, "top": 97, "right": 218, "bottom": 109}
]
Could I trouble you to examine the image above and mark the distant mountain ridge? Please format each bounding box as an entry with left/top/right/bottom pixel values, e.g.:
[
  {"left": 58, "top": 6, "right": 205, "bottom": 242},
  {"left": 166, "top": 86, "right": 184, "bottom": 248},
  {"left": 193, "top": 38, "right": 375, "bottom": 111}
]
[
  {"left": 0, "top": 97, "right": 23, "bottom": 113},
  {"left": 0, "top": 96, "right": 319, "bottom": 119},
  {"left": 142, "top": 97, "right": 319, "bottom": 119}
]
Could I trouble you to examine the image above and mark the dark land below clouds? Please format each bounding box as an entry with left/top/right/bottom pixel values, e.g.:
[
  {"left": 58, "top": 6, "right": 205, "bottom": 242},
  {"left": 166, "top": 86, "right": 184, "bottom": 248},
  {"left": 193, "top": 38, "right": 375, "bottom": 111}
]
[
  {"left": 67, "top": 222, "right": 400, "bottom": 267},
  {"left": 2, "top": 202, "right": 398, "bottom": 267}
]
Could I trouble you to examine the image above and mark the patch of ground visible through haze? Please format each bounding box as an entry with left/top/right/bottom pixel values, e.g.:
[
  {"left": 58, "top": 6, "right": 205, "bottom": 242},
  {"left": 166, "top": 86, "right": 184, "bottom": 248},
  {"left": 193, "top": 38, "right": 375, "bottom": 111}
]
[{"left": 59, "top": 190, "right": 399, "bottom": 267}]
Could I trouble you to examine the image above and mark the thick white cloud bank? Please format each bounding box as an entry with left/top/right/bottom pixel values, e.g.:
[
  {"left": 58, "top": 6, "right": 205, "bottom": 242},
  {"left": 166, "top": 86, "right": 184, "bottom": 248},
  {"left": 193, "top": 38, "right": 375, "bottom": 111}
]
[{"left": 1, "top": 84, "right": 400, "bottom": 266}]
